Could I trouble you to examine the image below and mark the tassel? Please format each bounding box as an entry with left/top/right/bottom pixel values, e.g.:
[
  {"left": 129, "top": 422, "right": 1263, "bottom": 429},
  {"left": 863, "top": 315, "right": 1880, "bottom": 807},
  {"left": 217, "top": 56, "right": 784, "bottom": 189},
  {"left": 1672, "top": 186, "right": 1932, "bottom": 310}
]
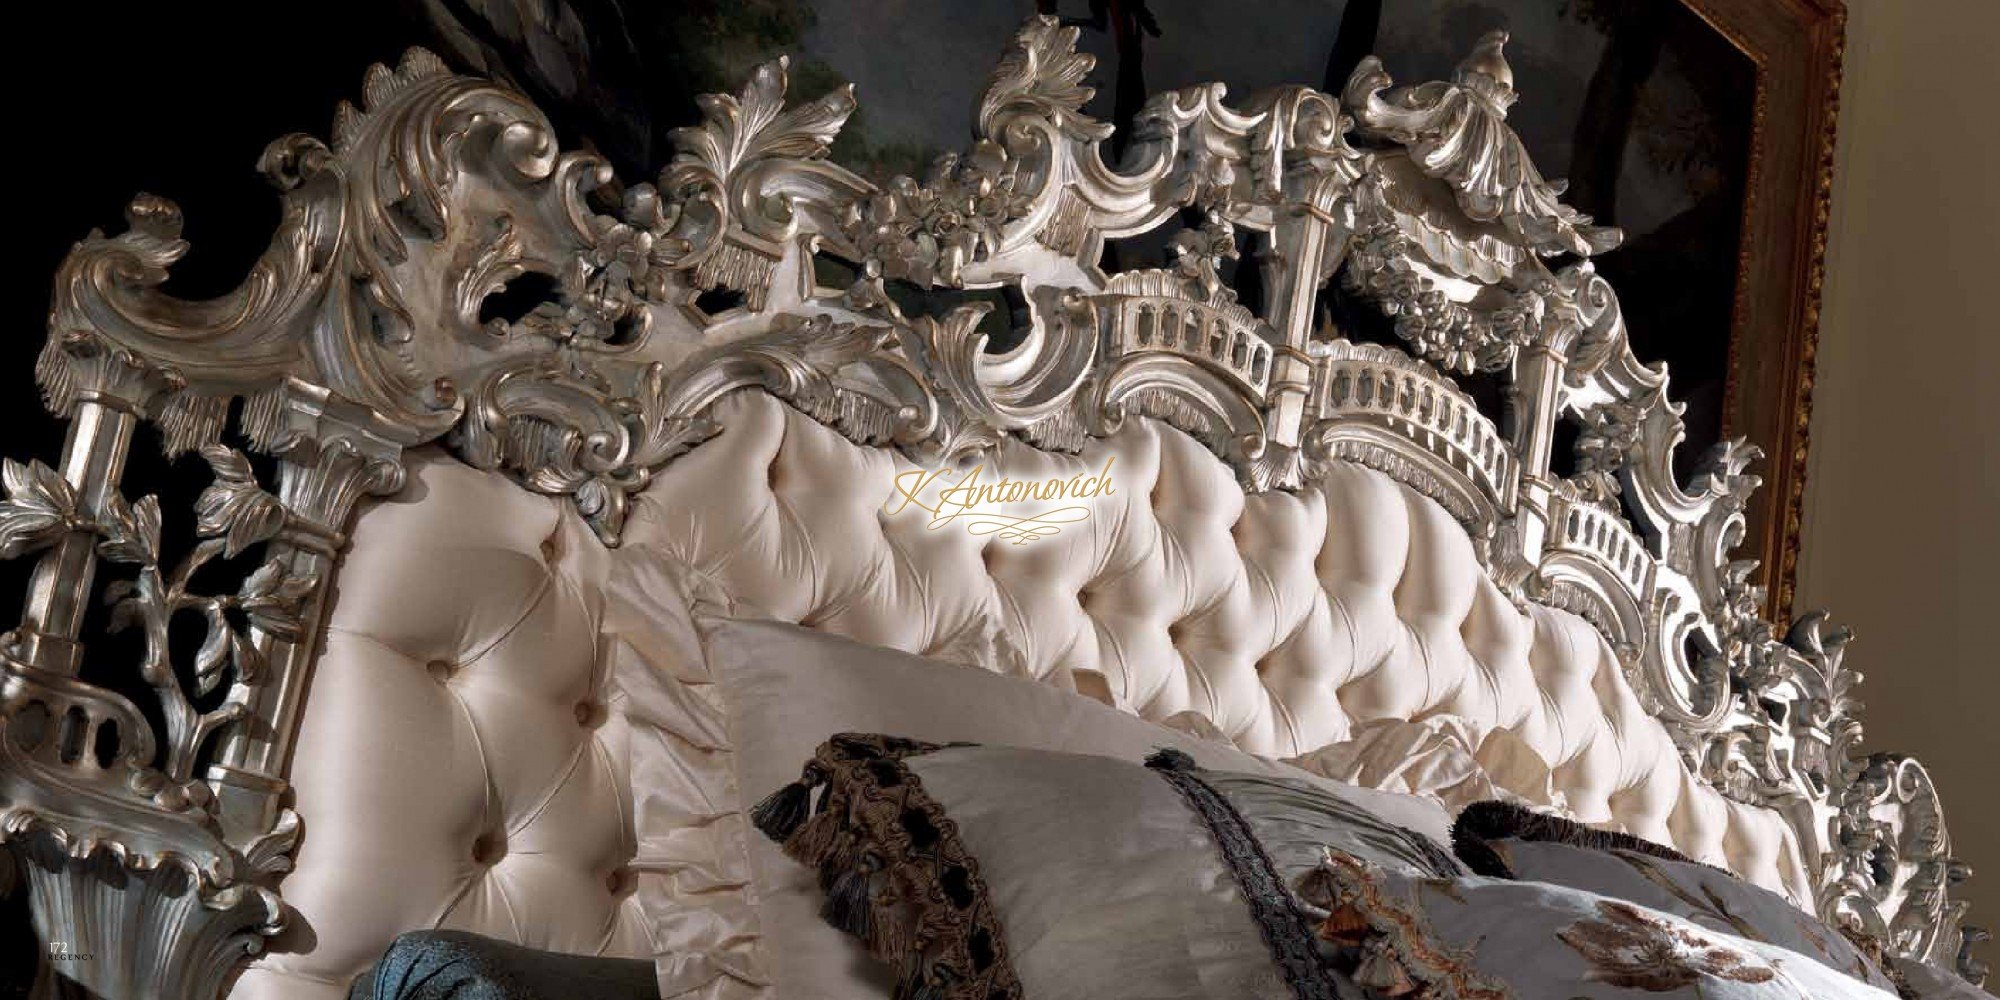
[
  {"left": 1144, "top": 746, "right": 1199, "bottom": 772},
  {"left": 869, "top": 879, "right": 914, "bottom": 961},
  {"left": 874, "top": 908, "right": 915, "bottom": 964},
  {"left": 821, "top": 853, "right": 879, "bottom": 943},
  {"left": 894, "top": 962, "right": 955, "bottom": 1000},
  {"left": 789, "top": 818, "right": 840, "bottom": 868},
  {"left": 788, "top": 785, "right": 845, "bottom": 867},
  {"left": 750, "top": 780, "right": 813, "bottom": 841}
]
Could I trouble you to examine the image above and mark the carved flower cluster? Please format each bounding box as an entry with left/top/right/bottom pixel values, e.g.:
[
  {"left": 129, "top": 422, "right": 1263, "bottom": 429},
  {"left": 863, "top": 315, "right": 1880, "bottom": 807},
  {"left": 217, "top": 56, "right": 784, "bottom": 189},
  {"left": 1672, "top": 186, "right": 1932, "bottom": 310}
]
[
  {"left": 1170, "top": 214, "right": 1241, "bottom": 304},
  {"left": 1570, "top": 402, "right": 1645, "bottom": 507},
  {"left": 1344, "top": 223, "right": 1530, "bottom": 374},
  {"left": 521, "top": 222, "right": 656, "bottom": 348},
  {"left": 842, "top": 140, "right": 1030, "bottom": 290}
]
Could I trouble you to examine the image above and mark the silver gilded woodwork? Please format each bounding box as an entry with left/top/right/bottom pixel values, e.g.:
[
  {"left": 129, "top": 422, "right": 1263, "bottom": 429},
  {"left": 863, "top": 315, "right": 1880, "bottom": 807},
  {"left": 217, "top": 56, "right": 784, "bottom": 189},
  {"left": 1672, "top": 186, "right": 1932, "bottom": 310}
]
[{"left": 0, "top": 20, "right": 1979, "bottom": 997}]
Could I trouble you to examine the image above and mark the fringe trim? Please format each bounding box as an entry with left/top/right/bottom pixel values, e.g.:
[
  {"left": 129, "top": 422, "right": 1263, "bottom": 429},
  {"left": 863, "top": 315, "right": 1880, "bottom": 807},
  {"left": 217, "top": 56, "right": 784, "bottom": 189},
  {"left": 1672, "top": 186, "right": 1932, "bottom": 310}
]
[
  {"left": 1450, "top": 799, "right": 1700, "bottom": 879},
  {"left": 753, "top": 734, "right": 1020, "bottom": 1000}
]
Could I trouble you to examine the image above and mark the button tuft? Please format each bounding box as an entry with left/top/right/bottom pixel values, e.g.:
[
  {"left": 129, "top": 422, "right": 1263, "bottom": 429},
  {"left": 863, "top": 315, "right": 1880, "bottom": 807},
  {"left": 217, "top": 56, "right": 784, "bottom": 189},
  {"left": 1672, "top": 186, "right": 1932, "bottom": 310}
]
[{"left": 472, "top": 832, "right": 507, "bottom": 865}]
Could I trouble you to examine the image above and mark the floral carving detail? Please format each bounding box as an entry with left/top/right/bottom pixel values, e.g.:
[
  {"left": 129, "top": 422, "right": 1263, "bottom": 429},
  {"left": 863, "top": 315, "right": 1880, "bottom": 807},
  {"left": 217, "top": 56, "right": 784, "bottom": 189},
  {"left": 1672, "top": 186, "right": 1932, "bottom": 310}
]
[
  {"left": 842, "top": 141, "right": 1031, "bottom": 290},
  {"left": 1559, "top": 899, "right": 1779, "bottom": 990},
  {"left": 194, "top": 446, "right": 287, "bottom": 557},
  {"left": 100, "top": 447, "right": 313, "bottom": 779},
  {"left": 517, "top": 221, "right": 656, "bottom": 348},
  {"left": 0, "top": 458, "right": 83, "bottom": 559},
  {"left": 1342, "top": 222, "right": 1536, "bottom": 374},
  {"left": 1171, "top": 213, "right": 1241, "bottom": 304},
  {"left": 1571, "top": 403, "right": 1644, "bottom": 508}
]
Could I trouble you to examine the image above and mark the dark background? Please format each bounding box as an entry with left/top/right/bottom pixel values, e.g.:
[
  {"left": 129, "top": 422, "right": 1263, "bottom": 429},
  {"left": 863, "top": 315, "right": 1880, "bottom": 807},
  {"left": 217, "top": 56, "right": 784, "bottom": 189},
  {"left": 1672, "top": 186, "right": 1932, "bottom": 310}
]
[{"left": 0, "top": 1, "right": 1752, "bottom": 989}]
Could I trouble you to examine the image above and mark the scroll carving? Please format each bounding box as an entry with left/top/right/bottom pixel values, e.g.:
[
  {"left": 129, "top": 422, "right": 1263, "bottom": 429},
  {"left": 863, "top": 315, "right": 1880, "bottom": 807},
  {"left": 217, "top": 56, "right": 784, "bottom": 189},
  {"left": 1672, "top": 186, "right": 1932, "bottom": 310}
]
[{"left": 2, "top": 16, "right": 1980, "bottom": 997}]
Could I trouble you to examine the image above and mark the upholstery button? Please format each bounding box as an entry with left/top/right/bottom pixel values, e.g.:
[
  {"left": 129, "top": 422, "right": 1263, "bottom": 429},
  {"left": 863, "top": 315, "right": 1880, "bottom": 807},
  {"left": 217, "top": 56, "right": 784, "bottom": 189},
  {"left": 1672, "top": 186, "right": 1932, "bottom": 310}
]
[
  {"left": 426, "top": 659, "right": 456, "bottom": 683},
  {"left": 606, "top": 866, "right": 635, "bottom": 896},
  {"left": 539, "top": 534, "right": 559, "bottom": 562},
  {"left": 472, "top": 832, "right": 507, "bottom": 865},
  {"left": 574, "top": 699, "right": 606, "bottom": 729}
]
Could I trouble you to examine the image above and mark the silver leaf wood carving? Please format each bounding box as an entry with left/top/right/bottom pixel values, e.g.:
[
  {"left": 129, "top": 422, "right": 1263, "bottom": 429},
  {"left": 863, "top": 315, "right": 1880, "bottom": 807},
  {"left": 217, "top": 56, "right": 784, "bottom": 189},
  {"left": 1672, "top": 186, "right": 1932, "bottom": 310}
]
[{"left": 0, "top": 17, "right": 1980, "bottom": 997}]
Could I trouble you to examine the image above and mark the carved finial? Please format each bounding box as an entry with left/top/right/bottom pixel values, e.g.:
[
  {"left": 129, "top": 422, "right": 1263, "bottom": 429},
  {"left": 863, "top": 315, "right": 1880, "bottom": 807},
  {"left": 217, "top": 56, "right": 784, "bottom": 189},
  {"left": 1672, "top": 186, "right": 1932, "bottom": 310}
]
[{"left": 1455, "top": 29, "right": 1517, "bottom": 110}]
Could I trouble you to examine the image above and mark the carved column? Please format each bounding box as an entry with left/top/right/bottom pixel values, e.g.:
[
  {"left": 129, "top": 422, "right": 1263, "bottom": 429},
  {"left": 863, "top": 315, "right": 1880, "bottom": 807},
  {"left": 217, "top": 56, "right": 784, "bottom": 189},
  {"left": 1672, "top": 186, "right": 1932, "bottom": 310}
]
[
  {"left": 1504, "top": 336, "right": 1566, "bottom": 582},
  {"left": 1262, "top": 174, "right": 1351, "bottom": 451},
  {"left": 207, "top": 381, "right": 407, "bottom": 844},
  {"left": 3, "top": 339, "right": 294, "bottom": 999},
  {"left": 11, "top": 334, "right": 176, "bottom": 675}
]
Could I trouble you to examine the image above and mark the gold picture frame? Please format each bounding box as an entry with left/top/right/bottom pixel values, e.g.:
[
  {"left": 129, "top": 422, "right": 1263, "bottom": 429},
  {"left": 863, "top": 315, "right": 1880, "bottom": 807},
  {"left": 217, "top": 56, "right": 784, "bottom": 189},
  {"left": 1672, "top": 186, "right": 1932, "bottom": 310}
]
[{"left": 1679, "top": 0, "right": 1846, "bottom": 622}]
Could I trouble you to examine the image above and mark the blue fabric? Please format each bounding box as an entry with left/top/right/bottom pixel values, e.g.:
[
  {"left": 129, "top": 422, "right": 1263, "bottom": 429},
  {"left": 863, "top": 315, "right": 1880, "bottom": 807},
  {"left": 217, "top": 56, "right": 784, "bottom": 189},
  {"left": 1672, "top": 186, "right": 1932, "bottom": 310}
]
[{"left": 347, "top": 931, "right": 658, "bottom": 1000}]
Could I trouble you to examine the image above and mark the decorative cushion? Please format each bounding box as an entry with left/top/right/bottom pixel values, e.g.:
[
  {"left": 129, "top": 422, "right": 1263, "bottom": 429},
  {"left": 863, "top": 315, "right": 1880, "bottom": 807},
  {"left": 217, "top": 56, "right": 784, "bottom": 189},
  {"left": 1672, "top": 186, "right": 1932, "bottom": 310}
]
[
  {"left": 682, "top": 606, "right": 1456, "bottom": 1000},
  {"left": 753, "top": 734, "right": 1462, "bottom": 1000},
  {"left": 1298, "top": 847, "right": 1902, "bottom": 999},
  {"left": 1452, "top": 801, "right": 1899, "bottom": 994},
  {"left": 346, "top": 930, "right": 659, "bottom": 1000}
]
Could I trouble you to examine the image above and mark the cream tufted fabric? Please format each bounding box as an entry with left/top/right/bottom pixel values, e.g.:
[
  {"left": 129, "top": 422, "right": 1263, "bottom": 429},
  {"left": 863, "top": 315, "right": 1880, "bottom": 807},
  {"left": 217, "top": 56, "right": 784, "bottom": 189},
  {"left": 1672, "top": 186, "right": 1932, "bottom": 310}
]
[
  {"left": 232, "top": 451, "right": 652, "bottom": 1000},
  {"left": 234, "top": 388, "right": 1811, "bottom": 997},
  {"left": 616, "top": 391, "right": 1815, "bottom": 999}
]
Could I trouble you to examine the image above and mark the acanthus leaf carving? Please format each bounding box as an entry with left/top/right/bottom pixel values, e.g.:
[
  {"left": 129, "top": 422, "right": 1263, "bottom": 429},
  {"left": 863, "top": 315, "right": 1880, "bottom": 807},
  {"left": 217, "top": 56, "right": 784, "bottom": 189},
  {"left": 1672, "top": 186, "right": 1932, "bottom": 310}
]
[
  {"left": 649, "top": 56, "right": 866, "bottom": 309},
  {"left": 979, "top": 15, "right": 1112, "bottom": 145}
]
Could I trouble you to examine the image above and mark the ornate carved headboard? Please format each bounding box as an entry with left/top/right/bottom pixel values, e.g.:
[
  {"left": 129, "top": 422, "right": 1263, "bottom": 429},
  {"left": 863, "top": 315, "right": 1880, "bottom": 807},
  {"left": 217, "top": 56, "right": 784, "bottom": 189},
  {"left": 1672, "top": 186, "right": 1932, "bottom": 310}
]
[{"left": 0, "top": 17, "right": 1981, "bottom": 999}]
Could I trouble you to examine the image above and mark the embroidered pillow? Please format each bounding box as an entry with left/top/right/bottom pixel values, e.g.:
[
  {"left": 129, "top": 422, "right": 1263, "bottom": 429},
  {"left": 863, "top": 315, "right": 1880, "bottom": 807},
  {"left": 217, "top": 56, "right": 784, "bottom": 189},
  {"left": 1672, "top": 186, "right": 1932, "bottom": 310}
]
[
  {"left": 1298, "top": 846, "right": 1904, "bottom": 1000},
  {"left": 1451, "top": 800, "right": 1900, "bottom": 994},
  {"left": 752, "top": 734, "right": 1461, "bottom": 1000}
]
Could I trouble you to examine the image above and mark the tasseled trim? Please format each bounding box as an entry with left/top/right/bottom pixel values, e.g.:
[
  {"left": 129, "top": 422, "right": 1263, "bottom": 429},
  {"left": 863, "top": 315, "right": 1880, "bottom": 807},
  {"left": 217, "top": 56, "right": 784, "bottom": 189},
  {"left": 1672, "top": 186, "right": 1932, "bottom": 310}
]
[
  {"left": 821, "top": 852, "right": 880, "bottom": 942},
  {"left": 1143, "top": 746, "right": 1199, "bottom": 772},
  {"left": 1451, "top": 799, "right": 1700, "bottom": 878},
  {"left": 895, "top": 962, "right": 955, "bottom": 1000},
  {"left": 754, "top": 733, "right": 1022, "bottom": 1000},
  {"left": 750, "top": 763, "right": 822, "bottom": 841}
]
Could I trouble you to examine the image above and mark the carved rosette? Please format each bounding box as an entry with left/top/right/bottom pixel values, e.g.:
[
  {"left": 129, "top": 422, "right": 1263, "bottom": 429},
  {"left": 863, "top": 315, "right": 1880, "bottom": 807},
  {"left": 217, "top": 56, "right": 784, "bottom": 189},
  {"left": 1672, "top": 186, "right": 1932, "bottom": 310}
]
[{"left": 2, "top": 14, "right": 1981, "bottom": 996}]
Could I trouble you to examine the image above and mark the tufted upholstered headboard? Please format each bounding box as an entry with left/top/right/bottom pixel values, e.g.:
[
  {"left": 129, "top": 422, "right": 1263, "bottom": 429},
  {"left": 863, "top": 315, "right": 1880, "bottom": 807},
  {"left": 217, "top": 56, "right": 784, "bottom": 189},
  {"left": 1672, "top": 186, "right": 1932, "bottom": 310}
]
[{"left": 0, "top": 16, "right": 1982, "bottom": 1000}]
